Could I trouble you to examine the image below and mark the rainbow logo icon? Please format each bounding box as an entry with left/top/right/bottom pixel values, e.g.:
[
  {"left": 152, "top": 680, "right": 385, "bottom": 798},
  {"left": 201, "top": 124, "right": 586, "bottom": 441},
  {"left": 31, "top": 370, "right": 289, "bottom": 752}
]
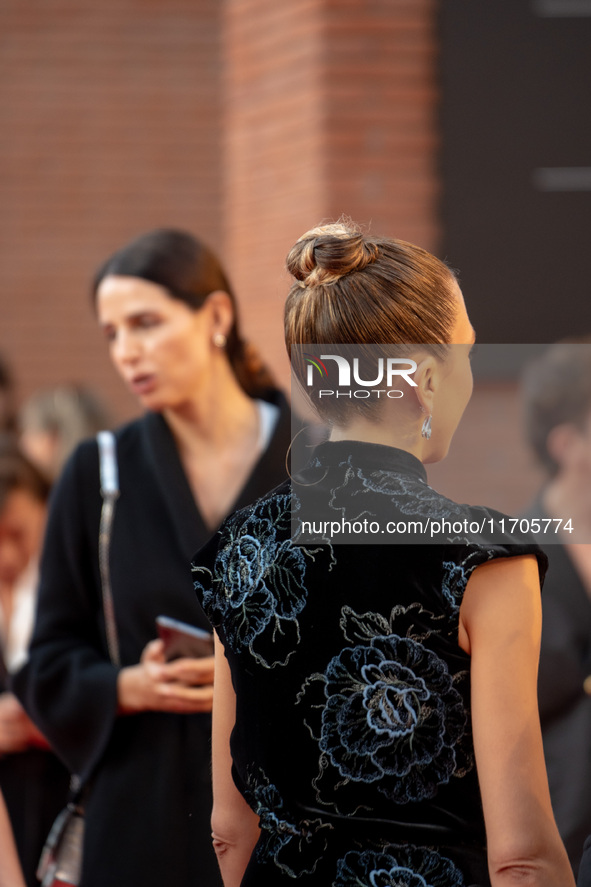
[{"left": 304, "top": 353, "right": 328, "bottom": 386}]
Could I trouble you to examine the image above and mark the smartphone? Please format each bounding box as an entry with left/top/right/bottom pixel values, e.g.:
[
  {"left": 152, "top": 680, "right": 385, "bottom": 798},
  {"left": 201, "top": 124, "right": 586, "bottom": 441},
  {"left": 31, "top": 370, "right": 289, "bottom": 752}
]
[{"left": 155, "top": 615, "right": 214, "bottom": 661}]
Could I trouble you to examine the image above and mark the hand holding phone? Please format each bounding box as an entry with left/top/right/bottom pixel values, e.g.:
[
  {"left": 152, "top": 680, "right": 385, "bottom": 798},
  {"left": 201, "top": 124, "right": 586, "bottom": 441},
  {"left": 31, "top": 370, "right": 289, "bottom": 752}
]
[
  {"left": 155, "top": 615, "right": 214, "bottom": 662},
  {"left": 118, "top": 639, "right": 214, "bottom": 714}
]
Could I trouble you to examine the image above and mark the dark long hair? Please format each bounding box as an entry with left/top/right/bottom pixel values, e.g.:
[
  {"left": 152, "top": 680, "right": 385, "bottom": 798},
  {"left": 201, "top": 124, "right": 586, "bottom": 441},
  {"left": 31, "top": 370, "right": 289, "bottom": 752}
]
[{"left": 92, "top": 229, "right": 275, "bottom": 398}]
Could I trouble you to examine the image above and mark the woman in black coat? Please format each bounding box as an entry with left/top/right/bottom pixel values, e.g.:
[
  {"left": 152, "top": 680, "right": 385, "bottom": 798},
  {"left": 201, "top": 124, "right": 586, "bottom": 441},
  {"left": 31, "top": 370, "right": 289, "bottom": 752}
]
[{"left": 13, "top": 229, "right": 293, "bottom": 887}]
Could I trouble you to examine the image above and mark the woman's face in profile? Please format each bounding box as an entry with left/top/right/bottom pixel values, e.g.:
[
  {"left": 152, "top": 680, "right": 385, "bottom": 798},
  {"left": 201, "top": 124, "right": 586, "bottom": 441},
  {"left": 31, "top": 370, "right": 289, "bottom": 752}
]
[
  {"left": 424, "top": 283, "right": 475, "bottom": 463},
  {"left": 96, "top": 275, "right": 214, "bottom": 412}
]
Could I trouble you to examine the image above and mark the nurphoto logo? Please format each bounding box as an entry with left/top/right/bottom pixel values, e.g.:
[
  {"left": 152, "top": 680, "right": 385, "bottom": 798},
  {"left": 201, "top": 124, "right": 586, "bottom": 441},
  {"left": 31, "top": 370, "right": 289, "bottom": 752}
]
[{"left": 304, "top": 351, "right": 417, "bottom": 400}]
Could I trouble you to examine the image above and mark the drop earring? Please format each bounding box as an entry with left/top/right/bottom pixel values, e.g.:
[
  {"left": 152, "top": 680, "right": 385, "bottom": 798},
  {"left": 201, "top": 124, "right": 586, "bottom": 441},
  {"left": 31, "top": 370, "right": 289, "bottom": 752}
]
[
  {"left": 213, "top": 332, "right": 227, "bottom": 349},
  {"left": 421, "top": 413, "right": 432, "bottom": 440}
]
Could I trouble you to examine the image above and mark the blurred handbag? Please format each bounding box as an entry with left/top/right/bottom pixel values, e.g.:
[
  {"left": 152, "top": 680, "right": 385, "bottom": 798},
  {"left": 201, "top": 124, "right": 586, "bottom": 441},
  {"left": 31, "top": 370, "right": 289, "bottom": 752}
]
[
  {"left": 37, "top": 793, "right": 85, "bottom": 887},
  {"left": 37, "top": 431, "right": 120, "bottom": 887}
]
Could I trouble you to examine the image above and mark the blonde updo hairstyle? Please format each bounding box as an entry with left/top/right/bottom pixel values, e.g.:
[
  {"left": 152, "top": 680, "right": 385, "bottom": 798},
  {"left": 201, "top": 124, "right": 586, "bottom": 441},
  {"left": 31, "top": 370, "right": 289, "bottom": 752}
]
[{"left": 284, "top": 221, "right": 459, "bottom": 423}]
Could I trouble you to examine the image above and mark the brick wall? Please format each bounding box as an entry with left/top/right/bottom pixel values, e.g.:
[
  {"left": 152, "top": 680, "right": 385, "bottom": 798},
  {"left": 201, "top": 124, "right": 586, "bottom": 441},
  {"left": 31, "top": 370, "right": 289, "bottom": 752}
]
[
  {"left": 1, "top": 0, "right": 440, "bottom": 415},
  {"left": 222, "top": 0, "right": 543, "bottom": 511},
  {"left": 323, "top": 0, "right": 440, "bottom": 246},
  {"left": 0, "top": 1, "right": 549, "bottom": 530},
  {"left": 223, "top": 0, "right": 440, "bottom": 392},
  {"left": 0, "top": 0, "right": 223, "bottom": 422}
]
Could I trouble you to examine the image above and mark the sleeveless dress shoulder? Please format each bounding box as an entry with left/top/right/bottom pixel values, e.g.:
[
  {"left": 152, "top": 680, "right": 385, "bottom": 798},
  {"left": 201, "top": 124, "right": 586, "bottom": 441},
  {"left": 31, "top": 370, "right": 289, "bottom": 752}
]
[{"left": 193, "top": 441, "right": 547, "bottom": 887}]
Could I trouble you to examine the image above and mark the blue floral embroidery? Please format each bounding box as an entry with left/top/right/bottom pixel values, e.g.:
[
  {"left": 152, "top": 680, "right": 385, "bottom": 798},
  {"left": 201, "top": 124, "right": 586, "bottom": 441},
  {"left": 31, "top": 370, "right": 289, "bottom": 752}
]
[
  {"left": 326, "top": 460, "right": 467, "bottom": 524},
  {"left": 244, "top": 768, "right": 332, "bottom": 877},
  {"left": 441, "top": 562, "right": 469, "bottom": 614},
  {"left": 334, "top": 847, "right": 465, "bottom": 887},
  {"left": 193, "top": 493, "right": 317, "bottom": 667},
  {"left": 442, "top": 548, "right": 497, "bottom": 613},
  {"left": 191, "top": 448, "right": 522, "bottom": 885},
  {"left": 301, "top": 608, "right": 468, "bottom": 805}
]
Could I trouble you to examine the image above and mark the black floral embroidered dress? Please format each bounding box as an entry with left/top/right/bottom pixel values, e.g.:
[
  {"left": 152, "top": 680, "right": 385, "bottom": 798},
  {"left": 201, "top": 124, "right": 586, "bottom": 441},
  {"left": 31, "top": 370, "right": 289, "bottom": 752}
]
[{"left": 193, "top": 441, "right": 547, "bottom": 887}]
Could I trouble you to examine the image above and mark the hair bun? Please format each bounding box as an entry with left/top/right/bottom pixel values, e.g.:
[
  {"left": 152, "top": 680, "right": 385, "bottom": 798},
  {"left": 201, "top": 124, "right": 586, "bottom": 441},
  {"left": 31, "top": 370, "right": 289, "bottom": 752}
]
[{"left": 286, "top": 222, "right": 378, "bottom": 288}]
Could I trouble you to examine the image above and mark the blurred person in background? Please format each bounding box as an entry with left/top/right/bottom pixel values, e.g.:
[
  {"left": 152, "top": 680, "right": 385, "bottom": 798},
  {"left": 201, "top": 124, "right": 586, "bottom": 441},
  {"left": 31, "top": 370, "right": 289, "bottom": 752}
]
[
  {"left": 521, "top": 341, "right": 591, "bottom": 877},
  {"left": 19, "top": 383, "right": 112, "bottom": 484},
  {"left": 0, "top": 437, "right": 70, "bottom": 887},
  {"left": 0, "top": 354, "right": 17, "bottom": 436},
  {"left": 13, "top": 229, "right": 293, "bottom": 887}
]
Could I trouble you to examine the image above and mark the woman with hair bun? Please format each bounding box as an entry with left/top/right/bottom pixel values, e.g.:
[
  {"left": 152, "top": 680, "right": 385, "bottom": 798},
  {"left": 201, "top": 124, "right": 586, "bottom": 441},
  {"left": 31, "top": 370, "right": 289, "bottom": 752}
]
[
  {"left": 193, "top": 222, "right": 574, "bottom": 886},
  {"left": 13, "top": 229, "right": 292, "bottom": 887}
]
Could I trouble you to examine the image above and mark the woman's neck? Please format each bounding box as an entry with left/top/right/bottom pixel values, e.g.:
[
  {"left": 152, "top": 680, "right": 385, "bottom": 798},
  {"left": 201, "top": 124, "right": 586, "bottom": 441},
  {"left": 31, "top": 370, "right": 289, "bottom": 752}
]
[
  {"left": 163, "top": 363, "right": 259, "bottom": 455},
  {"left": 163, "top": 390, "right": 259, "bottom": 462},
  {"left": 162, "top": 366, "right": 266, "bottom": 529},
  {"left": 329, "top": 416, "right": 422, "bottom": 459}
]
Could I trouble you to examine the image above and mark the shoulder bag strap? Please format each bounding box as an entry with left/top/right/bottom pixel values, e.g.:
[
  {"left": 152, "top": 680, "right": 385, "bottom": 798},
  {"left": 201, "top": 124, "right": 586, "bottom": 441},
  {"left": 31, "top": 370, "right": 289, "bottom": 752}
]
[
  {"left": 36, "top": 433, "right": 119, "bottom": 881},
  {"left": 96, "top": 431, "right": 121, "bottom": 667}
]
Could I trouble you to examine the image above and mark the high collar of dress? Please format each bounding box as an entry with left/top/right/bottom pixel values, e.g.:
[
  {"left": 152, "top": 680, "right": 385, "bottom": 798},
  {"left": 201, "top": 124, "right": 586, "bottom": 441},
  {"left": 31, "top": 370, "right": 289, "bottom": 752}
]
[{"left": 310, "top": 439, "right": 427, "bottom": 483}]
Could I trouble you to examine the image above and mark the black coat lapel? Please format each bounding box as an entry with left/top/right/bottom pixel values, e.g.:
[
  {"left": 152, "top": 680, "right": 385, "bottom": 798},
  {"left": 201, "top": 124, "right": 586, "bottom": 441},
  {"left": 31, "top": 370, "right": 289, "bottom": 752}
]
[
  {"left": 139, "top": 411, "right": 210, "bottom": 556},
  {"left": 138, "top": 392, "right": 293, "bottom": 555},
  {"left": 234, "top": 390, "right": 292, "bottom": 511}
]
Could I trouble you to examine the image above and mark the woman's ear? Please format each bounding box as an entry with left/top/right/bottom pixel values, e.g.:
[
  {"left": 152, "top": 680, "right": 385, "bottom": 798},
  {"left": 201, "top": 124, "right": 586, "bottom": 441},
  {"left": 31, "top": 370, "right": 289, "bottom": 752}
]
[
  {"left": 412, "top": 354, "right": 440, "bottom": 415},
  {"left": 204, "top": 290, "right": 234, "bottom": 339}
]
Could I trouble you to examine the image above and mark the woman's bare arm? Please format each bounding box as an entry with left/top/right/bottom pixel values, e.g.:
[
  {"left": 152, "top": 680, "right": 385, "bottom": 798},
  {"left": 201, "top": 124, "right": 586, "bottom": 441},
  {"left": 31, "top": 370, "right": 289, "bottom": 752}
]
[
  {"left": 0, "top": 790, "right": 26, "bottom": 887},
  {"left": 460, "top": 554, "right": 575, "bottom": 887},
  {"left": 211, "top": 633, "right": 260, "bottom": 887}
]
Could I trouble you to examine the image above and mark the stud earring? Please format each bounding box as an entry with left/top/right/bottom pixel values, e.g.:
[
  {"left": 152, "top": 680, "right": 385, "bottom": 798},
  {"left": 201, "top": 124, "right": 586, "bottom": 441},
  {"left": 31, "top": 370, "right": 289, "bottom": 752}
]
[
  {"left": 421, "top": 414, "right": 432, "bottom": 440},
  {"left": 213, "top": 332, "right": 227, "bottom": 349}
]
